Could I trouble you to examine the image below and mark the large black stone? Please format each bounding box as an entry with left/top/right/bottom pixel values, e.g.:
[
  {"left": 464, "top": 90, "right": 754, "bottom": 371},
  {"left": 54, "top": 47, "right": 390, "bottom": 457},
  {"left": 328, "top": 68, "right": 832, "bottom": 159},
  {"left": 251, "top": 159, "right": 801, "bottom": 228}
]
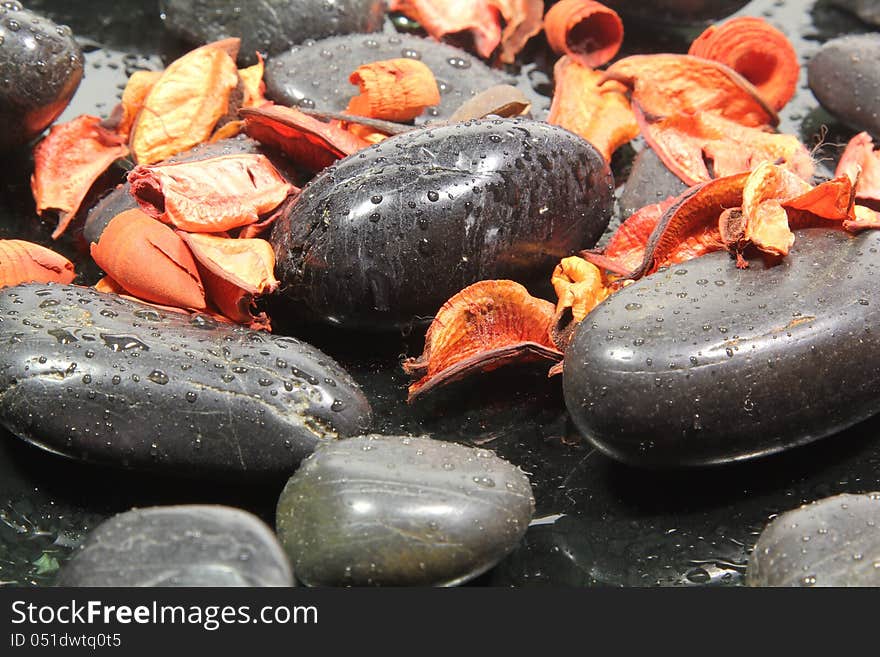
[
  {"left": 830, "top": 0, "right": 880, "bottom": 27},
  {"left": 276, "top": 435, "right": 534, "bottom": 586},
  {"left": 0, "top": 284, "right": 372, "bottom": 478},
  {"left": 601, "top": 0, "right": 750, "bottom": 25},
  {"left": 56, "top": 505, "right": 293, "bottom": 586},
  {"left": 564, "top": 228, "right": 880, "bottom": 467},
  {"left": 748, "top": 492, "right": 880, "bottom": 586},
  {"left": 618, "top": 147, "right": 687, "bottom": 220}
]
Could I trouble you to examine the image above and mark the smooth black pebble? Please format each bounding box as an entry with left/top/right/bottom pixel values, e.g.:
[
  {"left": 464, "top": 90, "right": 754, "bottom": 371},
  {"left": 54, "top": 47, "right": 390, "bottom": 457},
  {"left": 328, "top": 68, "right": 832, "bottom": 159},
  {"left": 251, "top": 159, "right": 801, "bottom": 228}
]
[
  {"left": 830, "top": 0, "right": 880, "bottom": 27},
  {"left": 601, "top": 0, "right": 750, "bottom": 25}
]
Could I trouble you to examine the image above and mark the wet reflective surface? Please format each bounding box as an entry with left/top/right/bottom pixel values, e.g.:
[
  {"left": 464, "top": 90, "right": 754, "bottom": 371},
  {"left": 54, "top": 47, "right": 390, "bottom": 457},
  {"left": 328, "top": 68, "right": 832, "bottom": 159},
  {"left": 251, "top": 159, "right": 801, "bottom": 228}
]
[{"left": 1, "top": 0, "right": 878, "bottom": 586}]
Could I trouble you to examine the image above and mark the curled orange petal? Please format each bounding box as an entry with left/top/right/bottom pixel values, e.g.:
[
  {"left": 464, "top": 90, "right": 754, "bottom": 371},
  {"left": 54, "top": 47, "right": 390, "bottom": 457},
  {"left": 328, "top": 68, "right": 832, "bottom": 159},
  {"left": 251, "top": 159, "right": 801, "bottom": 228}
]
[
  {"left": 782, "top": 174, "right": 856, "bottom": 223},
  {"left": 741, "top": 162, "right": 811, "bottom": 256},
  {"left": 550, "top": 256, "right": 610, "bottom": 349},
  {"left": 89, "top": 208, "right": 206, "bottom": 310},
  {"left": 547, "top": 56, "right": 638, "bottom": 162},
  {"left": 347, "top": 58, "right": 441, "bottom": 122},
  {"left": 389, "top": 0, "right": 502, "bottom": 59},
  {"left": 490, "top": 0, "right": 543, "bottom": 64},
  {"left": 110, "top": 70, "right": 162, "bottom": 140},
  {"left": 845, "top": 205, "right": 880, "bottom": 232},
  {"left": 689, "top": 17, "right": 799, "bottom": 112},
  {"left": 241, "top": 104, "right": 370, "bottom": 172},
  {"left": 239, "top": 54, "right": 268, "bottom": 109},
  {"left": 128, "top": 153, "right": 294, "bottom": 233},
  {"left": 605, "top": 54, "right": 778, "bottom": 128},
  {"left": 131, "top": 39, "right": 241, "bottom": 164},
  {"left": 544, "top": 0, "right": 624, "bottom": 68},
  {"left": 0, "top": 240, "right": 75, "bottom": 288},
  {"left": 835, "top": 132, "right": 880, "bottom": 203},
  {"left": 30, "top": 115, "right": 129, "bottom": 239},
  {"left": 402, "top": 280, "right": 562, "bottom": 401}
]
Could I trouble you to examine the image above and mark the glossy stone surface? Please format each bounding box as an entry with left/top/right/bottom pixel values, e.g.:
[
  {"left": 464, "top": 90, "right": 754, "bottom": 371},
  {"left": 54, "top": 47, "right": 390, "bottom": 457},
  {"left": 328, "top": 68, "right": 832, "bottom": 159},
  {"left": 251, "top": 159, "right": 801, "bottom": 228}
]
[
  {"left": 0, "top": 2, "right": 83, "bottom": 150},
  {"left": 271, "top": 118, "right": 613, "bottom": 330},
  {"left": 56, "top": 505, "right": 293, "bottom": 586},
  {"left": 830, "top": 0, "right": 880, "bottom": 27},
  {"left": 808, "top": 33, "right": 880, "bottom": 137},
  {"left": 602, "top": 0, "right": 750, "bottom": 25},
  {"left": 160, "top": 0, "right": 386, "bottom": 66},
  {"left": 264, "top": 33, "right": 526, "bottom": 122},
  {"left": 564, "top": 228, "right": 880, "bottom": 467},
  {"left": 276, "top": 434, "right": 535, "bottom": 586},
  {"left": 747, "top": 493, "right": 880, "bottom": 587},
  {"left": 618, "top": 147, "right": 687, "bottom": 220},
  {"left": 0, "top": 284, "right": 371, "bottom": 477}
]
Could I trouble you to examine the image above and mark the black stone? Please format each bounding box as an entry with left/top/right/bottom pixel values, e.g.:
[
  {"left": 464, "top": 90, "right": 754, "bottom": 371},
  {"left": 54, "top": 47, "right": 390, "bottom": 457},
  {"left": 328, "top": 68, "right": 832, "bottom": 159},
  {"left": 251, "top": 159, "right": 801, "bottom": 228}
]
[
  {"left": 564, "top": 228, "right": 880, "bottom": 467},
  {"left": 830, "top": 0, "right": 880, "bottom": 27},
  {"left": 276, "top": 435, "right": 534, "bottom": 586},
  {"left": 601, "top": 0, "right": 750, "bottom": 25},
  {"left": 0, "top": 283, "right": 372, "bottom": 478},
  {"left": 56, "top": 505, "right": 294, "bottom": 586},
  {"left": 0, "top": 2, "right": 83, "bottom": 150},
  {"left": 271, "top": 118, "right": 614, "bottom": 330},
  {"left": 618, "top": 147, "right": 687, "bottom": 220},
  {"left": 808, "top": 33, "right": 880, "bottom": 137},
  {"left": 160, "top": 0, "right": 386, "bottom": 66},
  {"left": 748, "top": 492, "right": 880, "bottom": 586}
]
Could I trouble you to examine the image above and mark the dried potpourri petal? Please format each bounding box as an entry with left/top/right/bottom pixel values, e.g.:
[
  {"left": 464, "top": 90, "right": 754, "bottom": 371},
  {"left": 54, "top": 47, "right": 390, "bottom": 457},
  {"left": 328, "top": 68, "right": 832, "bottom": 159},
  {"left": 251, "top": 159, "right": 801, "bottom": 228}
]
[
  {"left": 90, "top": 209, "right": 206, "bottom": 310},
  {"left": 636, "top": 107, "right": 814, "bottom": 185},
  {"left": 107, "top": 70, "right": 162, "bottom": 140},
  {"left": 836, "top": 132, "right": 880, "bottom": 203},
  {"left": 403, "top": 280, "right": 562, "bottom": 400},
  {"left": 128, "top": 153, "right": 295, "bottom": 233},
  {"left": 845, "top": 205, "right": 880, "bottom": 232},
  {"left": 544, "top": 0, "right": 624, "bottom": 68},
  {"left": 0, "top": 240, "right": 75, "bottom": 288},
  {"left": 31, "top": 115, "right": 129, "bottom": 239},
  {"left": 547, "top": 56, "right": 638, "bottom": 162},
  {"left": 241, "top": 104, "right": 371, "bottom": 172},
  {"left": 346, "top": 58, "right": 441, "bottom": 122},
  {"left": 782, "top": 174, "right": 856, "bottom": 224},
  {"left": 491, "top": 0, "right": 544, "bottom": 64},
  {"left": 130, "top": 38, "right": 241, "bottom": 165},
  {"left": 390, "top": 0, "right": 502, "bottom": 59},
  {"left": 550, "top": 256, "right": 610, "bottom": 350},
  {"left": 688, "top": 17, "right": 800, "bottom": 112},
  {"left": 238, "top": 54, "right": 269, "bottom": 109},
  {"left": 604, "top": 54, "right": 778, "bottom": 128},
  {"left": 448, "top": 84, "right": 531, "bottom": 121}
]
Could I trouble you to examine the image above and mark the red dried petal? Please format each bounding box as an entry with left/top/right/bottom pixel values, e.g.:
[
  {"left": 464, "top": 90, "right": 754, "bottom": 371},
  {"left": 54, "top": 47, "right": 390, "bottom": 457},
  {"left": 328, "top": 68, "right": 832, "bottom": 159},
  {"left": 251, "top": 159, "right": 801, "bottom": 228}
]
[
  {"left": 0, "top": 240, "right": 75, "bottom": 288},
  {"left": 389, "top": 0, "right": 502, "bottom": 59},
  {"left": 347, "top": 58, "right": 441, "bottom": 122},
  {"left": 835, "top": 132, "right": 880, "bottom": 203},
  {"left": 544, "top": 0, "right": 624, "bottom": 68}
]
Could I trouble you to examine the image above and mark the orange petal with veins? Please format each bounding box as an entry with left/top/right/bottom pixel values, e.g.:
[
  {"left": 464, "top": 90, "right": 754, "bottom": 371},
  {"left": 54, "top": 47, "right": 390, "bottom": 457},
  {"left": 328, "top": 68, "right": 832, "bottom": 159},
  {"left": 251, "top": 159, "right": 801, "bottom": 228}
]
[
  {"left": 90, "top": 209, "right": 206, "bottom": 310},
  {"left": 551, "top": 256, "right": 609, "bottom": 323},
  {"left": 0, "top": 240, "right": 75, "bottom": 288},
  {"left": 835, "top": 132, "right": 880, "bottom": 203},
  {"left": 31, "top": 115, "right": 129, "bottom": 239},
  {"left": 389, "top": 0, "right": 502, "bottom": 59},
  {"left": 347, "top": 58, "right": 441, "bottom": 122},
  {"left": 544, "top": 0, "right": 623, "bottom": 68},
  {"left": 547, "top": 56, "right": 638, "bottom": 162},
  {"left": 110, "top": 70, "right": 162, "bottom": 140},
  {"left": 782, "top": 174, "right": 856, "bottom": 222},
  {"left": 402, "top": 280, "right": 561, "bottom": 401},
  {"left": 128, "top": 153, "right": 294, "bottom": 233},
  {"left": 741, "top": 162, "right": 812, "bottom": 256}
]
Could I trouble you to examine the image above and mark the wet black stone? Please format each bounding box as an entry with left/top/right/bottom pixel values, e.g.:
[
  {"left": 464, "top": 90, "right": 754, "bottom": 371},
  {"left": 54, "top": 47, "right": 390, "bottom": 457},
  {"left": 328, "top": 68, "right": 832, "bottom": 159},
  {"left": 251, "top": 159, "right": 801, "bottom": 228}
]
[
  {"left": 601, "top": 0, "right": 750, "bottom": 25},
  {"left": 264, "top": 33, "right": 521, "bottom": 123},
  {"left": 276, "top": 435, "right": 534, "bottom": 586},
  {"left": 160, "top": 0, "right": 386, "bottom": 66},
  {"left": 830, "top": 0, "right": 880, "bottom": 27},
  {"left": 808, "top": 33, "right": 880, "bottom": 137},
  {"left": 56, "top": 505, "right": 293, "bottom": 586},
  {"left": 618, "top": 147, "right": 688, "bottom": 220},
  {"left": 271, "top": 118, "right": 614, "bottom": 331},
  {"left": 748, "top": 492, "right": 880, "bottom": 586},
  {"left": 0, "top": 2, "right": 83, "bottom": 150},
  {"left": 563, "top": 228, "right": 880, "bottom": 467},
  {"left": 0, "top": 283, "right": 372, "bottom": 478}
]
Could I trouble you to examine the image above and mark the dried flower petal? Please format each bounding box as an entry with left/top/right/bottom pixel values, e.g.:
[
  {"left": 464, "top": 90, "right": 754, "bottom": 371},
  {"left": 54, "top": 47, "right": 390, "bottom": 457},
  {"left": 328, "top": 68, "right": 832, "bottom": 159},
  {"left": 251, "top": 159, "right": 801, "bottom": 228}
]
[
  {"left": 835, "top": 131, "right": 880, "bottom": 203},
  {"left": 449, "top": 84, "right": 531, "bottom": 122},
  {"left": 176, "top": 232, "right": 278, "bottom": 295},
  {"left": 128, "top": 153, "right": 294, "bottom": 233},
  {"left": 782, "top": 174, "right": 856, "bottom": 222},
  {"left": 491, "top": 0, "right": 544, "bottom": 64},
  {"left": 403, "top": 280, "right": 561, "bottom": 400},
  {"left": 605, "top": 54, "right": 778, "bottom": 128},
  {"left": 845, "top": 205, "right": 880, "bottom": 232},
  {"left": 544, "top": 0, "right": 624, "bottom": 68},
  {"left": 113, "top": 70, "right": 162, "bottom": 139},
  {"left": 130, "top": 39, "right": 240, "bottom": 165},
  {"left": 90, "top": 208, "right": 206, "bottom": 310},
  {"left": 241, "top": 104, "right": 370, "bottom": 172},
  {"left": 0, "top": 240, "right": 75, "bottom": 288},
  {"left": 689, "top": 17, "right": 799, "bottom": 111},
  {"left": 31, "top": 115, "right": 129, "bottom": 239},
  {"left": 347, "top": 58, "right": 441, "bottom": 122},
  {"left": 389, "top": 0, "right": 502, "bottom": 59},
  {"left": 550, "top": 256, "right": 610, "bottom": 349},
  {"left": 741, "top": 162, "right": 812, "bottom": 256},
  {"left": 238, "top": 54, "right": 267, "bottom": 109},
  {"left": 547, "top": 56, "right": 638, "bottom": 162}
]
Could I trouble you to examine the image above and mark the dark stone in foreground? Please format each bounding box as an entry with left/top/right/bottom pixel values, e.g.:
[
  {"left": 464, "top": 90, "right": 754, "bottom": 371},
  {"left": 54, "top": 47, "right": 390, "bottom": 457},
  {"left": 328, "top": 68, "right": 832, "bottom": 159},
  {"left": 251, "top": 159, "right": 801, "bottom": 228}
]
[
  {"left": 271, "top": 118, "right": 613, "bottom": 330},
  {"left": 808, "top": 34, "right": 880, "bottom": 137},
  {"left": 830, "top": 0, "right": 880, "bottom": 27},
  {"left": 602, "top": 0, "right": 749, "bottom": 25},
  {"left": 619, "top": 147, "right": 687, "bottom": 220},
  {"left": 748, "top": 493, "right": 880, "bottom": 587},
  {"left": 276, "top": 435, "right": 534, "bottom": 586},
  {"left": 564, "top": 229, "right": 880, "bottom": 467},
  {"left": 0, "top": 3, "right": 83, "bottom": 150},
  {"left": 0, "top": 284, "right": 371, "bottom": 477},
  {"left": 56, "top": 505, "right": 293, "bottom": 586},
  {"left": 161, "top": 0, "right": 386, "bottom": 66}
]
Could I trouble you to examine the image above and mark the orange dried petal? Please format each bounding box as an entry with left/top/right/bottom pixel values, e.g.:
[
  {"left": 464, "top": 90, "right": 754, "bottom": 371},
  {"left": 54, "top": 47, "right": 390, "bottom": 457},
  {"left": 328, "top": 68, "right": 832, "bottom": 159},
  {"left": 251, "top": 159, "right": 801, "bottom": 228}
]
[
  {"left": 241, "top": 104, "right": 370, "bottom": 172},
  {"left": 544, "top": 0, "right": 624, "bottom": 68},
  {"left": 605, "top": 54, "right": 778, "bottom": 128},
  {"left": 210, "top": 119, "right": 244, "bottom": 142},
  {"left": 89, "top": 208, "right": 206, "bottom": 310},
  {"left": 176, "top": 232, "right": 278, "bottom": 295},
  {"left": 551, "top": 256, "right": 609, "bottom": 323},
  {"left": 835, "top": 132, "right": 880, "bottom": 203},
  {"left": 389, "top": 0, "right": 502, "bottom": 59},
  {"left": 114, "top": 70, "right": 162, "bottom": 140},
  {"left": 131, "top": 39, "right": 241, "bottom": 164},
  {"left": 31, "top": 115, "right": 129, "bottom": 239},
  {"left": 347, "top": 58, "right": 441, "bottom": 122},
  {"left": 239, "top": 54, "right": 267, "bottom": 109},
  {"left": 782, "top": 174, "right": 856, "bottom": 222},
  {"left": 689, "top": 17, "right": 799, "bottom": 112},
  {"left": 489, "top": 0, "right": 543, "bottom": 64},
  {"left": 94, "top": 275, "right": 126, "bottom": 295},
  {"left": 845, "top": 205, "right": 880, "bottom": 232},
  {"left": 741, "top": 162, "right": 812, "bottom": 256},
  {"left": 128, "top": 153, "right": 294, "bottom": 233},
  {"left": 402, "top": 280, "right": 561, "bottom": 400},
  {"left": 547, "top": 57, "right": 638, "bottom": 162},
  {"left": 0, "top": 240, "right": 75, "bottom": 288}
]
